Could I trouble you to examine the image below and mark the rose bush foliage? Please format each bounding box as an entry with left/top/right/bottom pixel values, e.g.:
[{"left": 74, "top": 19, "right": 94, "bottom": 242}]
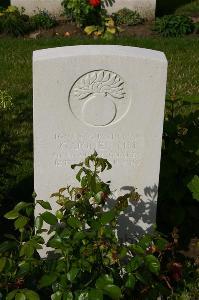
[{"left": 0, "top": 153, "right": 198, "bottom": 299}]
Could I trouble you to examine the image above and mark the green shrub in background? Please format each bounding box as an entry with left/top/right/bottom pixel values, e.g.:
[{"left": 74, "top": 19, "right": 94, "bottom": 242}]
[
  {"left": 84, "top": 17, "right": 120, "bottom": 40},
  {"left": 1, "top": 152, "right": 198, "bottom": 299},
  {"left": 30, "top": 9, "right": 57, "bottom": 30},
  {"left": 0, "top": 6, "right": 31, "bottom": 36},
  {"left": 112, "top": 8, "right": 144, "bottom": 26},
  {"left": 154, "top": 15, "right": 194, "bottom": 37},
  {"left": 0, "top": 6, "right": 58, "bottom": 36}
]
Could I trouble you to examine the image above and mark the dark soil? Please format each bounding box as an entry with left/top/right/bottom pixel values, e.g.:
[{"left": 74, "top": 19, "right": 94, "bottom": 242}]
[
  {"left": 29, "top": 21, "right": 83, "bottom": 39},
  {"left": 27, "top": 17, "right": 199, "bottom": 39},
  {"left": 27, "top": 20, "right": 156, "bottom": 39},
  {"left": 120, "top": 22, "right": 156, "bottom": 37}
]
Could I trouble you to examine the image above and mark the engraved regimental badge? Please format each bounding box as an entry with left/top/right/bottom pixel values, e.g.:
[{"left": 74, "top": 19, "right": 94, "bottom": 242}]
[{"left": 69, "top": 70, "right": 130, "bottom": 127}]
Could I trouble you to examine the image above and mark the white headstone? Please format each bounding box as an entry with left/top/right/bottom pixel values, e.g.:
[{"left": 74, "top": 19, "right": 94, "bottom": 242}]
[
  {"left": 11, "top": 0, "right": 155, "bottom": 19},
  {"left": 33, "top": 45, "right": 167, "bottom": 245},
  {"left": 11, "top": 0, "right": 63, "bottom": 17}
]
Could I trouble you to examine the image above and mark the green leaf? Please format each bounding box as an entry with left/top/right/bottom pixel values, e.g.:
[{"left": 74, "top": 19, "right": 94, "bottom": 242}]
[
  {"left": 51, "top": 291, "right": 62, "bottom": 300},
  {"left": 100, "top": 211, "right": 116, "bottom": 225},
  {"left": 103, "top": 285, "right": 122, "bottom": 299},
  {"left": 39, "top": 273, "right": 57, "bottom": 288},
  {"left": 14, "top": 216, "right": 29, "bottom": 229},
  {"left": 4, "top": 210, "right": 19, "bottom": 219},
  {"left": 138, "top": 235, "right": 152, "bottom": 249},
  {"left": 76, "top": 291, "right": 89, "bottom": 300},
  {"left": 102, "top": 31, "right": 114, "bottom": 41},
  {"left": 187, "top": 175, "right": 199, "bottom": 201},
  {"left": 76, "top": 168, "right": 83, "bottom": 182},
  {"left": 37, "top": 200, "right": 52, "bottom": 210},
  {"left": 96, "top": 274, "right": 113, "bottom": 289},
  {"left": 15, "top": 293, "right": 26, "bottom": 300},
  {"left": 14, "top": 202, "right": 32, "bottom": 211},
  {"left": 41, "top": 212, "right": 57, "bottom": 225},
  {"left": 62, "top": 292, "right": 73, "bottom": 300},
  {"left": 0, "top": 257, "right": 6, "bottom": 272},
  {"left": 90, "top": 175, "right": 97, "bottom": 193},
  {"left": 35, "top": 216, "right": 43, "bottom": 231},
  {"left": 4, "top": 234, "right": 17, "bottom": 241},
  {"left": 67, "top": 217, "right": 82, "bottom": 229},
  {"left": 19, "top": 242, "right": 34, "bottom": 257},
  {"left": 24, "top": 290, "right": 40, "bottom": 300},
  {"left": 88, "top": 289, "right": 103, "bottom": 300},
  {"left": 144, "top": 255, "right": 160, "bottom": 275},
  {"left": 125, "top": 274, "right": 136, "bottom": 289},
  {"left": 107, "top": 27, "right": 116, "bottom": 34},
  {"left": 94, "top": 192, "right": 104, "bottom": 204},
  {"left": 67, "top": 267, "right": 79, "bottom": 282},
  {"left": 129, "top": 244, "right": 145, "bottom": 255},
  {"left": 0, "top": 240, "right": 17, "bottom": 252},
  {"left": 84, "top": 25, "right": 98, "bottom": 35},
  {"left": 155, "top": 237, "right": 168, "bottom": 251},
  {"left": 18, "top": 261, "right": 30, "bottom": 276},
  {"left": 47, "top": 234, "right": 63, "bottom": 249},
  {"left": 135, "top": 272, "right": 147, "bottom": 284},
  {"left": 74, "top": 231, "right": 85, "bottom": 240},
  {"left": 6, "top": 290, "right": 17, "bottom": 300},
  {"left": 126, "top": 256, "right": 143, "bottom": 272}
]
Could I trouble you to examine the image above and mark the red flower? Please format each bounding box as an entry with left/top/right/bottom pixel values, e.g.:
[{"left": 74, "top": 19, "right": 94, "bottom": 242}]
[{"left": 89, "top": 0, "right": 101, "bottom": 7}]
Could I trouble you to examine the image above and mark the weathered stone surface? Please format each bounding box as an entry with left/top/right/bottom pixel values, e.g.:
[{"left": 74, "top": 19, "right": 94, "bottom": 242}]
[
  {"left": 106, "top": 0, "right": 156, "bottom": 20},
  {"left": 11, "top": 0, "right": 156, "bottom": 19},
  {"left": 11, "top": 0, "right": 63, "bottom": 17},
  {"left": 33, "top": 45, "right": 167, "bottom": 252}
]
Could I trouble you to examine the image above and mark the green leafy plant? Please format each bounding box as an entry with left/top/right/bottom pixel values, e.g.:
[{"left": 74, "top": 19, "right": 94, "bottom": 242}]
[
  {"left": 187, "top": 175, "right": 199, "bottom": 201},
  {"left": 0, "top": 153, "right": 198, "bottom": 299},
  {"left": 30, "top": 9, "right": 57, "bottom": 30},
  {"left": 112, "top": 8, "right": 144, "bottom": 26},
  {"left": 84, "top": 17, "right": 120, "bottom": 39},
  {"left": 0, "top": 200, "right": 42, "bottom": 299},
  {"left": 154, "top": 15, "right": 194, "bottom": 37},
  {"left": 61, "top": 0, "right": 106, "bottom": 27},
  {"left": 0, "top": 6, "right": 31, "bottom": 36}
]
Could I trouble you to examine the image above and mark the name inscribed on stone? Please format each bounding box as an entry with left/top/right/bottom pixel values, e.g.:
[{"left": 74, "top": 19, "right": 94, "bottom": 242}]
[{"left": 54, "top": 132, "right": 145, "bottom": 168}]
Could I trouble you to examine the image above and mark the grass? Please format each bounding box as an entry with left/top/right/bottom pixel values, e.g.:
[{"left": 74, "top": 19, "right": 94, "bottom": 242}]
[
  {"left": 0, "top": 35, "right": 199, "bottom": 217},
  {"left": 0, "top": 37, "right": 199, "bottom": 99}
]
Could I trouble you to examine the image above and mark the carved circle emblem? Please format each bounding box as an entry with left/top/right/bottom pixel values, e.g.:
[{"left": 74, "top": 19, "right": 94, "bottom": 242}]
[{"left": 69, "top": 70, "right": 130, "bottom": 127}]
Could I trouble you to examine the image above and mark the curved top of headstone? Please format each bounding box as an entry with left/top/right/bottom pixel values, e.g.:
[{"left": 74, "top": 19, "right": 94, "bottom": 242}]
[{"left": 33, "top": 45, "right": 167, "bottom": 64}]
